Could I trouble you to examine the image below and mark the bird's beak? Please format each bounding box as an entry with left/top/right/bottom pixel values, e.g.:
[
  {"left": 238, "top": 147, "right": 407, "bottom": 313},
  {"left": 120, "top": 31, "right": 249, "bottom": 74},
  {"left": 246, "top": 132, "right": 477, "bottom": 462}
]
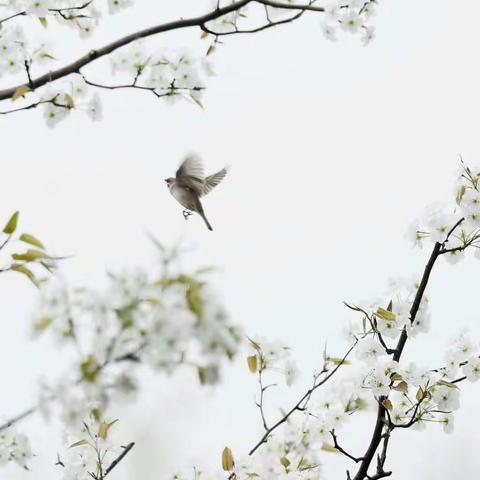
[{"left": 164, "top": 179, "right": 168, "bottom": 183}]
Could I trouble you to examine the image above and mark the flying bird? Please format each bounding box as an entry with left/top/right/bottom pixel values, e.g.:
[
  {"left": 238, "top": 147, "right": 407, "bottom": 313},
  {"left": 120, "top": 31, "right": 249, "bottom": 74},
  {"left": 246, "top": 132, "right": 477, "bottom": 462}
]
[{"left": 165, "top": 155, "right": 228, "bottom": 231}]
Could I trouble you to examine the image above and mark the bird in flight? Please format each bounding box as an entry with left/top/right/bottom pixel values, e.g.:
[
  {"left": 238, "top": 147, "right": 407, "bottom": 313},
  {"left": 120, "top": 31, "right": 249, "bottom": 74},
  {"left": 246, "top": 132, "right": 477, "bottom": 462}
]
[{"left": 165, "top": 155, "right": 228, "bottom": 231}]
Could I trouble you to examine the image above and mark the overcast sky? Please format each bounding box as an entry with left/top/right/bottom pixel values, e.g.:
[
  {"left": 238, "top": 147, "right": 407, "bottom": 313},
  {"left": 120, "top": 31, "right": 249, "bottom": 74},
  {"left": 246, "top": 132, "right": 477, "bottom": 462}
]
[{"left": 2, "top": 1, "right": 480, "bottom": 478}]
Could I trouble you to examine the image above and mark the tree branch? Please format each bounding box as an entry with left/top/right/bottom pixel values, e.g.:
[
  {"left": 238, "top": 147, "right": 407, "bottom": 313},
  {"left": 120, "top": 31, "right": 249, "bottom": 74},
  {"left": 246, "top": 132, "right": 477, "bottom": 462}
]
[
  {"left": 330, "top": 430, "right": 363, "bottom": 463},
  {"left": 0, "top": 0, "right": 252, "bottom": 101},
  {"left": 200, "top": 8, "right": 305, "bottom": 36},
  {"left": 248, "top": 340, "right": 357, "bottom": 456},
  {"left": 258, "top": 0, "right": 324, "bottom": 12},
  {"left": 0, "top": 97, "right": 69, "bottom": 115},
  {"left": 104, "top": 442, "right": 135, "bottom": 477},
  {"left": 81, "top": 75, "right": 204, "bottom": 99},
  {"left": 0, "top": 0, "right": 330, "bottom": 101},
  {"left": 352, "top": 241, "right": 443, "bottom": 480},
  {"left": 351, "top": 215, "right": 466, "bottom": 479}
]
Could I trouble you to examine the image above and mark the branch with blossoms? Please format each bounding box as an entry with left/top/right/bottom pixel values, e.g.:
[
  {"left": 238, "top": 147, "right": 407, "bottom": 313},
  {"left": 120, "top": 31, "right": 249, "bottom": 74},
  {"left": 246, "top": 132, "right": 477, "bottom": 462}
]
[
  {"left": 0, "top": 237, "right": 242, "bottom": 476},
  {"left": 246, "top": 338, "right": 358, "bottom": 457},
  {"left": 0, "top": 0, "right": 95, "bottom": 26},
  {"left": 55, "top": 412, "right": 135, "bottom": 480},
  {"left": 165, "top": 163, "right": 480, "bottom": 480},
  {"left": 0, "top": 0, "right": 378, "bottom": 125}
]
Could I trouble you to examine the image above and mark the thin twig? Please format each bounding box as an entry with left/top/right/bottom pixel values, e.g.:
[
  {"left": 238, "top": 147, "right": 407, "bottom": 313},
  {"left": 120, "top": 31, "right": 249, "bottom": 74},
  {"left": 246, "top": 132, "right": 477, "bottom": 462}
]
[
  {"left": 330, "top": 430, "right": 363, "bottom": 463},
  {"left": 248, "top": 340, "right": 357, "bottom": 456}
]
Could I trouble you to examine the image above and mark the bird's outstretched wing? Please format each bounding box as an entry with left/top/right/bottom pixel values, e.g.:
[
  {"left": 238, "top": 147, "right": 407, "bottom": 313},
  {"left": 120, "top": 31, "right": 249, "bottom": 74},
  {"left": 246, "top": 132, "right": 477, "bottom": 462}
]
[
  {"left": 176, "top": 155, "right": 205, "bottom": 181},
  {"left": 201, "top": 168, "right": 228, "bottom": 197}
]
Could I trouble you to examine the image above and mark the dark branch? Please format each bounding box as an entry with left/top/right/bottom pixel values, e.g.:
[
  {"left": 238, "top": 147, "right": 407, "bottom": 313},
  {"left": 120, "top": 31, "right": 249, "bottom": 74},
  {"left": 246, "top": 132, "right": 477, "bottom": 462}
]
[
  {"left": 353, "top": 241, "right": 443, "bottom": 480},
  {"left": 0, "top": 0, "right": 330, "bottom": 101},
  {"left": 0, "top": 0, "right": 252, "bottom": 100},
  {"left": 0, "top": 10, "right": 26, "bottom": 25},
  {"left": 331, "top": 430, "right": 364, "bottom": 463},
  {"left": 0, "top": 97, "right": 69, "bottom": 115},
  {"left": 258, "top": 0, "right": 324, "bottom": 12},
  {"left": 201, "top": 9, "right": 304, "bottom": 36},
  {"left": 104, "top": 442, "right": 135, "bottom": 477},
  {"left": 81, "top": 75, "right": 204, "bottom": 98}
]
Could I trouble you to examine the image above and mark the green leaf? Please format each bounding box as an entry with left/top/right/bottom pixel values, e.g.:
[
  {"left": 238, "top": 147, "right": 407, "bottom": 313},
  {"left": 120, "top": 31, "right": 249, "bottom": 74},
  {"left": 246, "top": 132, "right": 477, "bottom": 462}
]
[
  {"left": 221, "top": 447, "right": 234, "bottom": 471},
  {"left": 206, "top": 44, "right": 216, "bottom": 56},
  {"left": 39, "top": 16, "right": 48, "bottom": 28},
  {"left": 376, "top": 307, "right": 396, "bottom": 322},
  {"left": 91, "top": 407, "right": 101, "bottom": 422},
  {"left": 3, "top": 211, "right": 19, "bottom": 234},
  {"left": 381, "top": 398, "right": 393, "bottom": 411},
  {"left": 393, "top": 381, "right": 409, "bottom": 393},
  {"left": 456, "top": 185, "right": 466, "bottom": 205},
  {"left": 11, "top": 85, "right": 29, "bottom": 102},
  {"left": 329, "top": 357, "right": 351, "bottom": 366},
  {"left": 80, "top": 355, "right": 98, "bottom": 383},
  {"left": 98, "top": 419, "right": 118, "bottom": 440},
  {"left": 416, "top": 387, "right": 424, "bottom": 402},
  {"left": 12, "top": 249, "right": 46, "bottom": 262},
  {"left": 436, "top": 379, "right": 459, "bottom": 390},
  {"left": 34, "top": 316, "right": 52, "bottom": 331},
  {"left": 186, "top": 282, "right": 204, "bottom": 319},
  {"left": 10, "top": 263, "right": 39, "bottom": 287},
  {"left": 69, "top": 439, "right": 88, "bottom": 448},
  {"left": 247, "top": 355, "right": 257, "bottom": 373},
  {"left": 40, "top": 52, "right": 56, "bottom": 61},
  {"left": 321, "top": 443, "right": 340, "bottom": 453},
  {"left": 63, "top": 93, "right": 74, "bottom": 108},
  {"left": 19, "top": 233, "right": 45, "bottom": 250}
]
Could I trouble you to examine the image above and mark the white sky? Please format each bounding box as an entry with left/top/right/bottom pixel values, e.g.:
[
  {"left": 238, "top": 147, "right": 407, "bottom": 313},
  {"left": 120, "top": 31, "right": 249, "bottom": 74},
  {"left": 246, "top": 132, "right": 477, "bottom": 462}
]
[{"left": 2, "top": 0, "right": 480, "bottom": 478}]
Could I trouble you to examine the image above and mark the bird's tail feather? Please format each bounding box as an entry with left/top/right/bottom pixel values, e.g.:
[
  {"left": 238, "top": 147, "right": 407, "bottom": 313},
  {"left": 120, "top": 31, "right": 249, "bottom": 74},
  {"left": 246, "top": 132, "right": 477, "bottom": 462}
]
[{"left": 201, "top": 213, "right": 213, "bottom": 231}]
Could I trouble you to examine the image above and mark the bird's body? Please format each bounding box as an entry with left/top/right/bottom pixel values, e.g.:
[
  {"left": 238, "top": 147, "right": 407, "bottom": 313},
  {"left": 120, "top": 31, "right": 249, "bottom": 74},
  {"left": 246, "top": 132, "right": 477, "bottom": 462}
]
[{"left": 165, "top": 155, "right": 228, "bottom": 231}]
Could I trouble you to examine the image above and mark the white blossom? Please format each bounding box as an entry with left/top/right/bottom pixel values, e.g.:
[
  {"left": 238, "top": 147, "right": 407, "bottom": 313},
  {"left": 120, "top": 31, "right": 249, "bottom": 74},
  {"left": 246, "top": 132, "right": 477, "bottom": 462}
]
[
  {"left": 86, "top": 93, "right": 102, "bottom": 121},
  {"left": 463, "top": 356, "right": 480, "bottom": 382},
  {"left": 439, "top": 413, "right": 454, "bottom": 434},
  {"left": 284, "top": 359, "right": 300, "bottom": 386},
  {"left": 340, "top": 10, "right": 363, "bottom": 34}
]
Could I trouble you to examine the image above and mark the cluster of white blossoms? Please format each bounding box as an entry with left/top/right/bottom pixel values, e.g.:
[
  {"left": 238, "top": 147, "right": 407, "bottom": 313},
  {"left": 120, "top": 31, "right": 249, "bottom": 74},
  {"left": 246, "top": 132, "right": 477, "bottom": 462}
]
[
  {"left": 0, "top": 0, "right": 381, "bottom": 125},
  {"left": 37, "top": 44, "right": 210, "bottom": 128},
  {"left": 178, "top": 164, "right": 480, "bottom": 480},
  {"left": 56, "top": 411, "right": 127, "bottom": 480},
  {"left": 110, "top": 44, "right": 211, "bottom": 106},
  {"left": 173, "top": 415, "right": 326, "bottom": 480},
  {"left": 0, "top": 428, "right": 32, "bottom": 469},
  {"left": 232, "top": 417, "right": 324, "bottom": 480},
  {"left": 345, "top": 277, "right": 431, "bottom": 347},
  {"left": 31, "top": 251, "right": 241, "bottom": 430},
  {"left": 203, "top": 0, "right": 378, "bottom": 46},
  {"left": 247, "top": 337, "right": 300, "bottom": 387},
  {"left": 343, "top": 282, "right": 465, "bottom": 434},
  {"left": 171, "top": 372, "right": 368, "bottom": 480},
  {"left": 39, "top": 74, "right": 102, "bottom": 127},
  {"left": 408, "top": 163, "right": 480, "bottom": 263},
  {"left": 321, "top": 0, "right": 377, "bottom": 45},
  {"left": 0, "top": 0, "right": 132, "bottom": 38},
  {"left": 204, "top": 0, "right": 249, "bottom": 34}
]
